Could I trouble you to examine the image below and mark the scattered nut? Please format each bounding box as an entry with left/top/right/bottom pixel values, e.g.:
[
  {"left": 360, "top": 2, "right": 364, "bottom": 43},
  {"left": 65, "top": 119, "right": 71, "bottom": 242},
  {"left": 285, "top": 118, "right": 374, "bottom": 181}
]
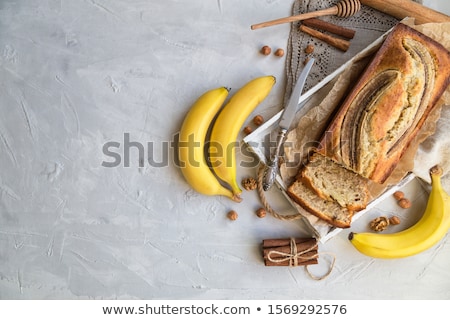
[
  {"left": 256, "top": 208, "right": 266, "bottom": 218},
  {"left": 369, "top": 216, "right": 390, "bottom": 232},
  {"left": 398, "top": 198, "right": 411, "bottom": 209},
  {"left": 260, "top": 45, "right": 271, "bottom": 55},
  {"left": 274, "top": 48, "right": 285, "bottom": 57},
  {"left": 227, "top": 210, "right": 238, "bottom": 221},
  {"left": 389, "top": 216, "right": 401, "bottom": 225},
  {"left": 393, "top": 191, "right": 404, "bottom": 201},
  {"left": 305, "top": 44, "right": 315, "bottom": 54},
  {"left": 243, "top": 126, "right": 253, "bottom": 135},
  {"left": 242, "top": 177, "right": 257, "bottom": 191},
  {"left": 253, "top": 115, "right": 264, "bottom": 126},
  {"left": 303, "top": 57, "right": 311, "bottom": 65}
]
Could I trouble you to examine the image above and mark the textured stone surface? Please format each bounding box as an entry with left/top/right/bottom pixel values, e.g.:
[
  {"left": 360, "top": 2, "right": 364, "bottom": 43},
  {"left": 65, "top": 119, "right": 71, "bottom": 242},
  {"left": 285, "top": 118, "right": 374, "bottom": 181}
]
[{"left": 0, "top": 0, "right": 448, "bottom": 299}]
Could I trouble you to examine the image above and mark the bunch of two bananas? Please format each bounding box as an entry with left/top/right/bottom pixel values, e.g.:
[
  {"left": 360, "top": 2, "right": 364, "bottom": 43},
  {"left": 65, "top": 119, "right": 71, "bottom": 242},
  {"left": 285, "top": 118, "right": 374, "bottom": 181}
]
[{"left": 177, "top": 75, "right": 276, "bottom": 203}]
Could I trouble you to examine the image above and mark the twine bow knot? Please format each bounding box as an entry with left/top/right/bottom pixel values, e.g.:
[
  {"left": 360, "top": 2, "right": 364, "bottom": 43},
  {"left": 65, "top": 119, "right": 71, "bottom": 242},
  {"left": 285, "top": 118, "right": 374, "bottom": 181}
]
[{"left": 267, "top": 237, "right": 318, "bottom": 267}]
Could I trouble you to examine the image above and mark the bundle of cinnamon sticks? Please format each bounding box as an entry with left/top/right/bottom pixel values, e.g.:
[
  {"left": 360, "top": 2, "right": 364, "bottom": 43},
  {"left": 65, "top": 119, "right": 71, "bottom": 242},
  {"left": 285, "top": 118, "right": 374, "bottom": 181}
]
[{"left": 262, "top": 237, "right": 318, "bottom": 266}]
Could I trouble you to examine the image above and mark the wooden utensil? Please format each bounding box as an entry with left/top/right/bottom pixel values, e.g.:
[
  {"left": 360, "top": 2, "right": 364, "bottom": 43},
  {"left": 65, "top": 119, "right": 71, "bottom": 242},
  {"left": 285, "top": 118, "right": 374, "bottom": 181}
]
[
  {"left": 251, "top": 0, "right": 361, "bottom": 30},
  {"left": 360, "top": 0, "right": 450, "bottom": 24}
]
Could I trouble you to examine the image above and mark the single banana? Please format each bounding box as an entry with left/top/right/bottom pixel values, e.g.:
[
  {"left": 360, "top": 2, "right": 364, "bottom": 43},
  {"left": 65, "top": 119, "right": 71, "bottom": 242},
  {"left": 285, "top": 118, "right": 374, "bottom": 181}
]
[
  {"left": 349, "top": 165, "right": 450, "bottom": 259},
  {"left": 209, "top": 75, "right": 276, "bottom": 196},
  {"left": 178, "top": 87, "right": 241, "bottom": 202}
]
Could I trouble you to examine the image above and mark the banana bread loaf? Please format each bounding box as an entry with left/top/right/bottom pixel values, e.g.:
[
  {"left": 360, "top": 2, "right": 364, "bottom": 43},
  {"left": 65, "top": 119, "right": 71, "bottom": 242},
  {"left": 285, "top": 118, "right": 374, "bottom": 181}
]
[
  {"left": 317, "top": 23, "right": 450, "bottom": 184},
  {"left": 287, "top": 23, "right": 450, "bottom": 228}
]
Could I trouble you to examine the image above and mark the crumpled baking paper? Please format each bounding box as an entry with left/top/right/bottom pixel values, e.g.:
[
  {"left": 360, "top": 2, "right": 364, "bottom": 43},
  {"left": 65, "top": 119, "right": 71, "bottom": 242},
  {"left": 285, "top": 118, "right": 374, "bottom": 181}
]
[{"left": 280, "top": 20, "right": 450, "bottom": 234}]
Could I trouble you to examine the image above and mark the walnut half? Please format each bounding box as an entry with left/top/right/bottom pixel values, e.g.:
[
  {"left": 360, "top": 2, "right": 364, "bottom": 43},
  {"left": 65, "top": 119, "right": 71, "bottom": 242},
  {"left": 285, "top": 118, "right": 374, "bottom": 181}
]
[
  {"left": 242, "top": 177, "right": 257, "bottom": 191},
  {"left": 369, "top": 216, "right": 390, "bottom": 232}
]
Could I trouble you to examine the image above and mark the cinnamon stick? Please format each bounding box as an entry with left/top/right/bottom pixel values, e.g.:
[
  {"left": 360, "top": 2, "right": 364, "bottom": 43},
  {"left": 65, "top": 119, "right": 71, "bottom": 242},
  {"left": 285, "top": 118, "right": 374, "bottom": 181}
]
[
  {"left": 262, "top": 237, "right": 317, "bottom": 249},
  {"left": 302, "top": 18, "right": 355, "bottom": 39},
  {"left": 299, "top": 25, "right": 350, "bottom": 52}
]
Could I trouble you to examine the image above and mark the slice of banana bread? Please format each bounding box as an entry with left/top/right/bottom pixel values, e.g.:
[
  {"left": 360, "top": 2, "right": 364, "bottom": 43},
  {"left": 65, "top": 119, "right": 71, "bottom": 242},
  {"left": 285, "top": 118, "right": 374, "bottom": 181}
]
[
  {"left": 287, "top": 178, "right": 353, "bottom": 229},
  {"left": 301, "top": 152, "right": 370, "bottom": 211}
]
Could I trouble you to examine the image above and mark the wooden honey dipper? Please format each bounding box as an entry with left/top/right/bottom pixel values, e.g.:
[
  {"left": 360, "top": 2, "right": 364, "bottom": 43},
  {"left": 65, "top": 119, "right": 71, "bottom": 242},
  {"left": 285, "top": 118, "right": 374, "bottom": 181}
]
[{"left": 251, "top": 0, "right": 361, "bottom": 30}]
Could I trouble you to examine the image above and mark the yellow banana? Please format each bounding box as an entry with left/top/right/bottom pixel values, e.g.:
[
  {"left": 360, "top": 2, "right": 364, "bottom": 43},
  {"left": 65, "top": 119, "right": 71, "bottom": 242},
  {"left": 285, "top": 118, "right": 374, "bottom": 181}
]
[
  {"left": 349, "top": 165, "right": 450, "bottom": 259},
  {"left": 178, "top": 87, "right": 241, "bottom": 202},
  {"left": 209, "top": 75, "right": 276, "bottom": 196}
]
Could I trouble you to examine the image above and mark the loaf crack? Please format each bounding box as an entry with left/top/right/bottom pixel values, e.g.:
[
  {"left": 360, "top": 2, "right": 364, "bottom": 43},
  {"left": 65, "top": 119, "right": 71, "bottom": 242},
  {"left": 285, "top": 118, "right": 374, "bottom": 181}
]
[
  {"left": 339, "top": 37, "right": 436, "bottom": 178},
  {"left": 386, "top": 38, "right": 436, "bottom": 155},
  {"left": 340, "top": 69, "right": 399, "bottom": 174}
]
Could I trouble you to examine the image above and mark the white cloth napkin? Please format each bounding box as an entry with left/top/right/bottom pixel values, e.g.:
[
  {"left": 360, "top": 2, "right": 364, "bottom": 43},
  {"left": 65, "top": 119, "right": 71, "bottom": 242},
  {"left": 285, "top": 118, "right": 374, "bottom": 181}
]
[{"left": 414, "top": 105, "right": 450, "bottom": 190}]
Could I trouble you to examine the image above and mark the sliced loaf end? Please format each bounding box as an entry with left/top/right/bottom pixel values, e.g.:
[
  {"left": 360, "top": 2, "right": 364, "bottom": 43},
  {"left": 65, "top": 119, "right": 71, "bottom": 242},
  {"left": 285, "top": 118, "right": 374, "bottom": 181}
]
[{"left": 287, "top": 179, "right": 353, "bottom": 229}]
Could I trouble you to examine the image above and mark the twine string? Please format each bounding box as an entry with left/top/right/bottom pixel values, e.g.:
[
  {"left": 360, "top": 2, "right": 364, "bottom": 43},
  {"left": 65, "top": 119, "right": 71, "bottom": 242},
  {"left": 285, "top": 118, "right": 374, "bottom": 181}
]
[
  {"left": 267, "top": 237, "right": 336, "bottom": 280},
  {"left": 256, "top": 163, "right": 304, "bottom": 221},
  {"left": 267, "top": 238, "right": 318, "bottom": 267},
  {"left": 305, "top": 252, "right": 336, "bottom": 281},
  {"left": 257, "top": 163, "right": 336, "bottom": 280}
]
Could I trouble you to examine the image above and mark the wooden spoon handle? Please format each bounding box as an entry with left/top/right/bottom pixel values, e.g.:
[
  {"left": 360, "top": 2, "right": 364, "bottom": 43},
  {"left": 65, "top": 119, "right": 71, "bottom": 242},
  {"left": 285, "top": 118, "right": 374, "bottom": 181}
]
[
  {"left": 251, "top": 7, "right": 338, "bottom": 30},
  {"left": 360, "top": 0, "right": 450, "bottom": 24}
]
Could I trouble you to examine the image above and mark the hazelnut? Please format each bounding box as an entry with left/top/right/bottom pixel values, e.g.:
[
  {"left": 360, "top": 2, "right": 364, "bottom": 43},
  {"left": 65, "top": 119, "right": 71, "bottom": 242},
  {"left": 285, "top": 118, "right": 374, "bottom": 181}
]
[
  {"left": 398, "top": 198, "right": 411, "bottom": 209},
  {"left": 227, "top": 210, "right": 238, "bottom": 221},
  {"left": 242, "top": 177, "right": 257, "bottom": 191},
  {"left": 274, "top": 48, "right": 284, "bottom": 57},
  {"left": 256, "top": 208, "right": 266, "bottom": 218},
  {"left": 243, "top": 126, "right": 253, "bottom": 135},
  {"left": 389, "top": 216, "right": 401, "bottom": 225},
  {"left": 260, "top": 45, "right": 271, "bottom": 55},
  {"left": 253, "top": 115, "right": 264, "bottom": 126},
  {"left": 393, "top": 191, "right": 404, "bottom": 201},
  {"left": 305, "top": 44, "right": 315, "bottom": 54},
  {"left": 369, "top": 216, "right": 390, "bottom": 232}
]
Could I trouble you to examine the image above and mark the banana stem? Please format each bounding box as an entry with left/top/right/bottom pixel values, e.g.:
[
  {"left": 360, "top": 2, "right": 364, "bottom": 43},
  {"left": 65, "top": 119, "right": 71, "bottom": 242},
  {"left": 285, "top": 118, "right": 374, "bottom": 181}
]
[
  {"left": 231, "top": 193, "right": 243, "bottom": 203},
  {"left": 430, "top": 164, "right": 443, "bottom": 178}
]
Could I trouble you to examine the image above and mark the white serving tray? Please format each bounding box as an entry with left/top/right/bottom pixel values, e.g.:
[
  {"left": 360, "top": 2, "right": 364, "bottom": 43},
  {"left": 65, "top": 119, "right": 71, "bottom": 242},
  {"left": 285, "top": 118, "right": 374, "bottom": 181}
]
[{"left": 243, "top": 27, "right": 428, "bottom": 243}]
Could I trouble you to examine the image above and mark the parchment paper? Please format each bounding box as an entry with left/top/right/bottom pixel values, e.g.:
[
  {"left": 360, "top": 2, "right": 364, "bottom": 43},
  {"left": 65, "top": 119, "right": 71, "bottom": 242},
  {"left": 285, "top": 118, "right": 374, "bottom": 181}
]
[{"left": 280, "top": 20, "right": 450, "bottom": 231}]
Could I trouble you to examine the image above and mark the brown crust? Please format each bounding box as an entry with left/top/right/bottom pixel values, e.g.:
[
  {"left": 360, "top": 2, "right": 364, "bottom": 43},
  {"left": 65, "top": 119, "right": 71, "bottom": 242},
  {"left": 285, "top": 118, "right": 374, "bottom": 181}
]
[
  {"left": 300, "top": 153, "right": 369, "bottom": 211},
  {"left": 300, "top": 165, "right": 367, "bottom": 212},
  {"left": 286, "top": 23, "right": 450, "bottom": 229},
  {"left": 287, "top": 180, "right": 353, "bottom": 229},
  {"left": 300, "top": 170, "right": 327, "bottom": 200},
  {"left": 317, "top": 23, "right": 450, "bottom": 184}
]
